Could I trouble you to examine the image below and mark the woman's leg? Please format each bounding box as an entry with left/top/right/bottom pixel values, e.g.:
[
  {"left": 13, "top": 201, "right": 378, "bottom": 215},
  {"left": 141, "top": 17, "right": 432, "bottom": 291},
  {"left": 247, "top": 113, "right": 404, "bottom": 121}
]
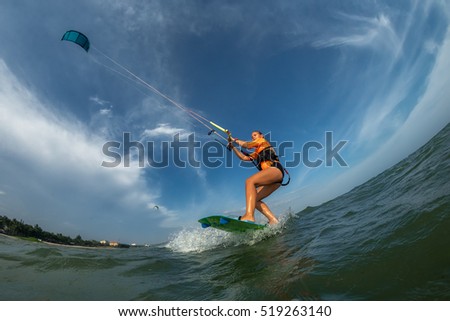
[
  {"left": 240, "top": 167, "right": 282, "bottom": 222},
  {"left": 255, "top": 185, "right": 280, "bottom": 224}
]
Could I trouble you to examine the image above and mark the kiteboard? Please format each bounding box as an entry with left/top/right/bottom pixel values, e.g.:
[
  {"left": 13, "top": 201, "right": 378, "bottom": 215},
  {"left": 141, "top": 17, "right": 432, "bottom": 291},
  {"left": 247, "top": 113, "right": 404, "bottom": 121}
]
[{"left": 198, "top": 215, "right": 266, "bottom": 233}]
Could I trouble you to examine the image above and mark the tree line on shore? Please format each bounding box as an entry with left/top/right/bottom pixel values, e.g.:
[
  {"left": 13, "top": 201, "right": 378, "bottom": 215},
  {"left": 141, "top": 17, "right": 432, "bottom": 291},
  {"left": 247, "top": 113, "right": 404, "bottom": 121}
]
[{"left": 0, "top": 215, "right": 103, "bottom": 247}]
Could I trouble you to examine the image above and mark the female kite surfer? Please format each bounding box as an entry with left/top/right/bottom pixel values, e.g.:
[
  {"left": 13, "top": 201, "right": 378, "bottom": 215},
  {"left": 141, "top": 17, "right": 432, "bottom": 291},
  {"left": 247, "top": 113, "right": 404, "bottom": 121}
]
[{"left": 228, "top": 131, "right": 287, "bottom": 225}]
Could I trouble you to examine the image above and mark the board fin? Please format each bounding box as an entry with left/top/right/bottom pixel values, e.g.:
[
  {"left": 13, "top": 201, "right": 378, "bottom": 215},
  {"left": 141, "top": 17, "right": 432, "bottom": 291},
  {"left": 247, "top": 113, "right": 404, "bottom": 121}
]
[
  {"left": 201, "top": 223, "right": 211, "bottom": 228},
  {"left": 219, "top": 217, "right": 229, "bottom": 225}
]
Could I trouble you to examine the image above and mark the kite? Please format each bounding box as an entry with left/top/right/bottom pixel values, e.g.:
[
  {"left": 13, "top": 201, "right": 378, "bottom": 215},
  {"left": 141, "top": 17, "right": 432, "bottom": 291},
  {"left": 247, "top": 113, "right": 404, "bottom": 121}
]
[{"left": 61, "top": 30, "right": 90, "bottom": 52}]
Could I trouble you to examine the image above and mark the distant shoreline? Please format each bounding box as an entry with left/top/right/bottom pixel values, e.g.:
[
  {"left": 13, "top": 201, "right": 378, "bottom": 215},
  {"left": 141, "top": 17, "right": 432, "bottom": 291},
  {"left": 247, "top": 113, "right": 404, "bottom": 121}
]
[
  {"left": 41, "top": 239, "right": 116, "bottom": 250},
  {"left": 0, "top": 233, "right": 114, "bottom": 250},
  {"left": 1, "top": 215, "right": 133, "bottom": 248}
]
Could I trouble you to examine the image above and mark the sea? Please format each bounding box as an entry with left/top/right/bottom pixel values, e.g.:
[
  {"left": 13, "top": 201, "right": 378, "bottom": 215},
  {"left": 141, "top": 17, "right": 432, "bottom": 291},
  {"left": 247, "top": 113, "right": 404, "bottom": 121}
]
[{"left": 1, "top": 123, "right": 449, "bottom": 301}]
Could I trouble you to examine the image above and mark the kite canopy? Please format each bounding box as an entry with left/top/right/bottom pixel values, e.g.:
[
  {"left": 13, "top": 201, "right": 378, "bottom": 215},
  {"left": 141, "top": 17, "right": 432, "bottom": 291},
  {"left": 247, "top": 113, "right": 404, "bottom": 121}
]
[{"left": 61, "top": 30, "right": 90, "bottom": 52}]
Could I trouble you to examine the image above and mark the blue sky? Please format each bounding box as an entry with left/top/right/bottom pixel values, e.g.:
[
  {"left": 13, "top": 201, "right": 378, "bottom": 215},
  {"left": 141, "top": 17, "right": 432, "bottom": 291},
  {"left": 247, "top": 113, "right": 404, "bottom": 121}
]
[{"left": 0, "top": 0, "right": 449, "bottom": 244}]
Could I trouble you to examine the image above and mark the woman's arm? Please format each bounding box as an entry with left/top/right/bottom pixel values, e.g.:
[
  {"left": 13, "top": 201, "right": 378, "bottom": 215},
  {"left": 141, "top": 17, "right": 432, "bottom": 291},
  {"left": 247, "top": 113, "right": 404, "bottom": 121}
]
[
  {"left": 233, "top": 138, "right": 250, "bottom": 149},
  {"left": 230, "top": 145, "right": 252, "bottom": 161},
  {"left": 228, "top": 137, "right": 252, "bottom": 161}
]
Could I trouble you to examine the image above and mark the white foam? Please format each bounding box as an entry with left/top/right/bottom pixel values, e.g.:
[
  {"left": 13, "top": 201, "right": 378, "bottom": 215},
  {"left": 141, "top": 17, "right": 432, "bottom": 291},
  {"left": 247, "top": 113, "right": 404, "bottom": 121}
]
[{"left": 165, "top": 214, "right": 293, "bottom": 253}]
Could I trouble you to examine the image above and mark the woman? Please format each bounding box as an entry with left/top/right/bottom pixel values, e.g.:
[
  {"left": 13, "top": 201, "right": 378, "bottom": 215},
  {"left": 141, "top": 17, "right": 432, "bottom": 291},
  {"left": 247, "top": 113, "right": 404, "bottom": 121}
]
[{"left": 228, "top": 131, "right": 285, "bottom": 225}]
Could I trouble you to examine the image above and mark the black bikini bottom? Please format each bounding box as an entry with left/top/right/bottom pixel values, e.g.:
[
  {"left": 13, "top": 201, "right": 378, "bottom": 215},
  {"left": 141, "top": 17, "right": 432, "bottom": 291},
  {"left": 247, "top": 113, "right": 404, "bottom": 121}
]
[{"left": 271, "top": 161, "right": 285, "bottom": 182}]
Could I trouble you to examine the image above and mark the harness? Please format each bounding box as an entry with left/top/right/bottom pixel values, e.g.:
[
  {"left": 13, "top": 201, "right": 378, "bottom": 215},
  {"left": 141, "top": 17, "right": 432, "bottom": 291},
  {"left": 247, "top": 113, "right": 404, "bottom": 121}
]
[
  {"left": 245, "top": 146, "right": 291, "bottom": 186},
  {"left": 254, "top": 147, "right": 279, "bottom": 170},
  {"left": 210, "top": 128, "right": 291, "bottom": 187}
]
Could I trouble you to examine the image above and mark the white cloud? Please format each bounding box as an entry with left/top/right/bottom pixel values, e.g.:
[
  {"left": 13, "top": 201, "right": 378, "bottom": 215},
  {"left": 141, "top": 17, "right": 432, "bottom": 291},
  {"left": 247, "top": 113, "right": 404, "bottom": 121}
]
[
  {"left": 99, "top": 108, "right": 112, "bottom": 116},
  {"left": 356, "top": 80, "right": 410, "bottom": 144},
  {"left": 89, "top": 96, "right": 111, "bottom": 107},
  {"left": 285, "top": 23, "right": 450, "bottom": 210},
  {"left": 312, "top": 13, "right": 400, "bottom": 55},
  {"left": 141, "top": 123, "right": 187, "bottom": 138},
  {"left": 424, "top": 39, "right": 439, "bottom": 55},
  {"left": 310, "top": 3, "right": 445, "bottom": 148},
  {"left": 0, "top": 59, "right": 169, "bottom": 243}
]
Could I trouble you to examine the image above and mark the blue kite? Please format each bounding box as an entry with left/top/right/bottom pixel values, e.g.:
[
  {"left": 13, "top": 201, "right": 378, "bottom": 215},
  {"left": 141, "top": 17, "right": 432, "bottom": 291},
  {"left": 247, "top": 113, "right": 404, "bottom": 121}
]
[{"left": 61, "top": 30, "right": 90, "bottom": 52}]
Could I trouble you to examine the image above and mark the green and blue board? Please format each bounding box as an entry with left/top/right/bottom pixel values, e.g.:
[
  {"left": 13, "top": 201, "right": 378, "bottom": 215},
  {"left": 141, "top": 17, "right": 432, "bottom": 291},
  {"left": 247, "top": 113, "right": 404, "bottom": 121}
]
[{"left": 198, "top": 215, "right": 266, "bottom": 233}]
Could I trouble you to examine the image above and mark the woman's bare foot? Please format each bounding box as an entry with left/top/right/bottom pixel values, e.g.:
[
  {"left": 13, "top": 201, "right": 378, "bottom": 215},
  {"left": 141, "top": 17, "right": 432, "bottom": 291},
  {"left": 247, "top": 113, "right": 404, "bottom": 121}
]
[
  {"left": 239, "top": 214, "right": 254, "bottom": 222},
  {"left": 268, "top": 217, "right": 279, "bottom": 225}
]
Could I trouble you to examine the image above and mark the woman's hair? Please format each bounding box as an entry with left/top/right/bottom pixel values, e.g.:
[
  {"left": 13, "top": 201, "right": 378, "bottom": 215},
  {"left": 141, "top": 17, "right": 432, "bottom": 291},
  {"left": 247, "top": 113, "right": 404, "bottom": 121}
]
[{"left": 253, "top": 130, "right": 264, "bottom": 136}]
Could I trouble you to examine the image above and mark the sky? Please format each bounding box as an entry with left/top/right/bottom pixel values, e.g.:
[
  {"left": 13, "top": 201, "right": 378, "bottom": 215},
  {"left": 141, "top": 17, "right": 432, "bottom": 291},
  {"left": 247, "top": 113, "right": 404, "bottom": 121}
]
[{"left": 0, "top": 0, "right": 449, "bottom": 244}]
